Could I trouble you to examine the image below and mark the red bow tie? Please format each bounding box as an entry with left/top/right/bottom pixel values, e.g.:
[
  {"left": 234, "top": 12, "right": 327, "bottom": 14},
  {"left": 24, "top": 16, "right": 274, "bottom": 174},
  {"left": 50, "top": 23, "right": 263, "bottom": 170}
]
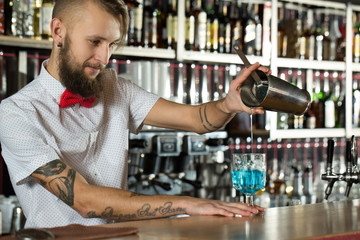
[{"left": 59, "top": 89, "right": 96, "bottom": 108}]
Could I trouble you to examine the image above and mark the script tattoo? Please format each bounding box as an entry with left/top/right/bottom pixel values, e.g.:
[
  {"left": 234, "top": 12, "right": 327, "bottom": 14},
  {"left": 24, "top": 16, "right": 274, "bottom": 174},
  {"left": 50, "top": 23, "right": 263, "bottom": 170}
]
[
  {"left": 86, "top": 202, "right": 185, "bottom": 221},
  {"left": 86, "top": 207, "right": 137, "bottom": 220},
  {"left": 48, "top": 169, "right": 76, "bottom": 206},
  {"left": 137, "top": 202, "right": 185, "bottom": 217}
]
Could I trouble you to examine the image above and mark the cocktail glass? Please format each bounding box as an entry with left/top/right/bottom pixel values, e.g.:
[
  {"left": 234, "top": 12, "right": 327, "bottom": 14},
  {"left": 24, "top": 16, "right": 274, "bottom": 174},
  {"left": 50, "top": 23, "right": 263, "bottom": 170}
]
[{"left": 231, "top": 153, "right": 266, "bottom": 206}]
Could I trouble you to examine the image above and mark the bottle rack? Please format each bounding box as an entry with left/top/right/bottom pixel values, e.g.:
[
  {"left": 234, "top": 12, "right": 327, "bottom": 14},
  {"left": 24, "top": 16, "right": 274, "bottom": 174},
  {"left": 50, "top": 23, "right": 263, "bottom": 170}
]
[{"left": 0, "top": 0, "right": 359, "bottom": 140}]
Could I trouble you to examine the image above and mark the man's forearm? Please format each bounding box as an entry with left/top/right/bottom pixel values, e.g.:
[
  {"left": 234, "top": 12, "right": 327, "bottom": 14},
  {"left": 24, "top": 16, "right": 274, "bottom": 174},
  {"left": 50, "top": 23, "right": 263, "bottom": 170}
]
[
  {"left": 78, "top": 185, "right": 188, "bottom": 221},
  {"left": 197, "top": 99, "right": 236, "bottom": 134}
]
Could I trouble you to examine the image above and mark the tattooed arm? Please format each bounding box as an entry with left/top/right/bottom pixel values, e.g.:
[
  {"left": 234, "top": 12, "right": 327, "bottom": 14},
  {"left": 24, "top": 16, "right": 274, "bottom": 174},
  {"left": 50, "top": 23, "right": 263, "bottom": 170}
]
[
  {"left": 144, "top": 63, "right": 269, "bottom": 134},
  {"left": 31, "top": 159, "right": 263, "bottom": 221}
]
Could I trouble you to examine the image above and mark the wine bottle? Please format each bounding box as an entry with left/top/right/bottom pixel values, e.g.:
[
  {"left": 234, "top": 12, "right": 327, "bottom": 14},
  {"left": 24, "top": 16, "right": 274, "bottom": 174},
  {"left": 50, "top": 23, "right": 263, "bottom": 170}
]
[
  {"left": 315, "top": 12, "right": 323, "bottom": 61},
  {"left": 143, "top": 0, "right": 158, "bottom": 48},
  {"left": 322, "top": 13, "right": 331, "bottom": 61},
  {"left": 40, "top": 0, "right": 54, "bottom": 40},
  {"left": 229, "top": 1, "right": 241, "bottom": 54},
  {"left": 243, "top": 3, "right": 256, "bottom": 56},
  {"left": 353, "top": 13, "right": 360, "bottom": 63},
  {"left": 329, "top": 14, "right": 342, "bottom": 61},
  {"left": 254, "top": 4, "right": 262, "bottom": 56},
  {"left": 184, "top": 0, "right": 195, "bottom": 50},
  {"left": 193, "top": 0, "right": 207, "bottom": 52},
  {"left": 33, "top": 0, "right": 41, "bottom": 39}
]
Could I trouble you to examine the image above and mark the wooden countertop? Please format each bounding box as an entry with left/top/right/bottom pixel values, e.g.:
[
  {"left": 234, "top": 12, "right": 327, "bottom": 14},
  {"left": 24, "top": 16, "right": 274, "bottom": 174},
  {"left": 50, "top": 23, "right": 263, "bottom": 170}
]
[{"left": 104, "top": 199, "right": 360, "bottom": 240}]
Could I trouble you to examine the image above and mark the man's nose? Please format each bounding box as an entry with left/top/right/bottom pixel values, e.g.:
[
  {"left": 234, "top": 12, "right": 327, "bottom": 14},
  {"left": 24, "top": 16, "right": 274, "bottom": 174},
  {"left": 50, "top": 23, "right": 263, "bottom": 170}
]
[{"left": 95, "top": 44, "right": 111, "bottom": 65}]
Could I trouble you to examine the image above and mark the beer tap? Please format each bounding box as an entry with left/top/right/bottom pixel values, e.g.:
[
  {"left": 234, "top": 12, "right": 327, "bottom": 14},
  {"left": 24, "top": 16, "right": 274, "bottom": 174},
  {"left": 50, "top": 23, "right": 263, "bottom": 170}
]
[{"left": 321, "top": 136, "right": 360, "bottom": 200}]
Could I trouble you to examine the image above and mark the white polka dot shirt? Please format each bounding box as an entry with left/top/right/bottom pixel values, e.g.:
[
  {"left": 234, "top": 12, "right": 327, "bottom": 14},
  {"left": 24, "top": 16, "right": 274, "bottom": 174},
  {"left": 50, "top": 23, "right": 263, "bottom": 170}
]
[{"left": 0, "top": 60, "right": 159, "bottom": 228}]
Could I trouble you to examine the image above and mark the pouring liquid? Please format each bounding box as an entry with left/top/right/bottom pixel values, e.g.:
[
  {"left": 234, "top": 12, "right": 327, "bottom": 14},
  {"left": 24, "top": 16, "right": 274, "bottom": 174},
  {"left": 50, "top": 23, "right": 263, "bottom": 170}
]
[{"left": 250, "top": 107, "right": 254, "bottom": 154}]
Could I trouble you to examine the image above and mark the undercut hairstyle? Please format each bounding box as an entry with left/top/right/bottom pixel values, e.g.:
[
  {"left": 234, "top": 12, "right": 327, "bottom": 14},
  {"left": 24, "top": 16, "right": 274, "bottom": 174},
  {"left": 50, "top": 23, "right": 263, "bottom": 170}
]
[{"left": 52, "top": 0, "right": 129, "bottom": 46}]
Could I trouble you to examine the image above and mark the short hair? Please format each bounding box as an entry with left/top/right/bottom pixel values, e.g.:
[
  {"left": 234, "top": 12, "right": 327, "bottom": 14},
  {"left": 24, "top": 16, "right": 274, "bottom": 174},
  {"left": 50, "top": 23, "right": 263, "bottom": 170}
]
[{"left": 52, "top": 0, "right": 129, "bottom": 46}]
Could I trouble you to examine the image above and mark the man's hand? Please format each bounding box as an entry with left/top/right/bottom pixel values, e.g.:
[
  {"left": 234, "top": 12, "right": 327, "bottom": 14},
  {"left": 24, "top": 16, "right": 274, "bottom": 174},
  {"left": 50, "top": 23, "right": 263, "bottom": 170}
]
[
  {"left": 221, "top": 62, "right": 271, "bottom": 115},
  {"left": 183, "top": 196, "right": 265, "bottom": 217}
]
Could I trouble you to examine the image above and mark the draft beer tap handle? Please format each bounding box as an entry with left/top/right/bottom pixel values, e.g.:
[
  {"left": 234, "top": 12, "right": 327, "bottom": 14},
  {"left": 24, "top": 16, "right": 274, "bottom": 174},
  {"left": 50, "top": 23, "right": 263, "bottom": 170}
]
[
  {"left": 326, "top": 139, "right": 335, "bottom": 174},
  {"left": 351, "top": 135, "right": 358, "bottom": 167},
  {"left": 346, "top": 141, "right": 353, "bottom": 173}
]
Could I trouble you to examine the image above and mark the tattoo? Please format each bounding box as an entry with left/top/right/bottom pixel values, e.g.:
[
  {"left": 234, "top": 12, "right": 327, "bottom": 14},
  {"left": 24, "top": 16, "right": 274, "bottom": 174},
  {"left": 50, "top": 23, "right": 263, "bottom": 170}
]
[
  {"left": 33, "top": 160, "right": 66, "bottom": 177},
  {"left": 129, "top": 192, "right": 143, "bottom": 198},
  {"left": 86, "top": 202, "right": 185, "bottom": 221},
  {"left": 48, "top": 169, "right": 76, "bottom": 206},
  {"left": 204, "top": 105, "right": 221, "bottom": 129},
  {"left": 199, "top": 107, "right": 212, "bottom": 132},
  {"left": 137, "top": 202, "right": 185, "bottom": 217},
  {"left": 86, "top": 207, "right": 137, "bottom": 220}
]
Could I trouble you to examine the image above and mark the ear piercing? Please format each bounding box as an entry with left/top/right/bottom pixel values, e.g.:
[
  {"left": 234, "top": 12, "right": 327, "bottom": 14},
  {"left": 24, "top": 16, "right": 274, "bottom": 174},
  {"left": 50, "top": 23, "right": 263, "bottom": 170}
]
[{"left": 57, "top": 42, "right": 63, "bottom": 48}]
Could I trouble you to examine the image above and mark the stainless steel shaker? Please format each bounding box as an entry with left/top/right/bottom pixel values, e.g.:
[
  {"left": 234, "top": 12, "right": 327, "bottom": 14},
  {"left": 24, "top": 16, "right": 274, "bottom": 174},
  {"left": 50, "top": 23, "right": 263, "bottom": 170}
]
[{"left": 233, "top": 41, "right": 311, "bottom": 115}]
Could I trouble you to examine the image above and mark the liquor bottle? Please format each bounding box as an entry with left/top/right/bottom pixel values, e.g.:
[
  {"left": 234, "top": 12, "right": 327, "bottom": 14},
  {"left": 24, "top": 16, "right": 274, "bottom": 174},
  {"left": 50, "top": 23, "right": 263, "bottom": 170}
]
[
  {"left": 284, "top": 9, "right": 297, "bottom": 58},
  {"left": 307, "top": 9, "right": 316, "bottom": 60},
  {"left": 277, "top": 6, "right": 286, "bottom": 57},
  {"left": 33, "top": 0, "right": 41, "bottom": 39},
  {"left": 210, "top": 0, "right": 219, "bottom": 53},
  {"left": 329, "top": 14, "right": 342, "bottom": 61},
  {"left": 127, "top": 0, "right": 137, "bottom": 46},
  {"left": 217, "top": 1, "right": 226, "bottom": 53},
  {"left": 205, "top": 0, "right": 213, "bottom": 52},
  {"left": 10, "top": 0, "right": 22, "bottom": 37},
  {"left": 315, "top": 13, "right": 324, "bottom": 61},
  {"left": 40, "top": 0, "right": 54, "bottom": 40},
  {"left": 287, "top": 70, "right": 296, "bottom": 129},
  {"left": 254, "top": 3, "right": 262, "bottom": 56},
  {"left": 229, "top": 1, "right": 241, "bottom": 54},
  {"left": 243, "top": 3, "right": 256, "bottom": 56},
  {"left": 323, "top": 72, "right": 336, "bottom": 128},
  {"left": 157, "top": 0, "right": 167, "bottom": 48},
  {"left": 134, "top": 0, "right": 144, "bottom": 47},
  {"left": 223, "top": 2, "right": 231, "bottom": 53},
  {"left": 336, "top": 15, "right": 346, "bottom": 61},
  {"left": 184, "top": 0, "right": 195, "bottom": 50},
  {"left": 278, "top": 72, "right": 289, "bottom": 129},
  {"left": 299, "top": 11, "right": 308, "bottom": 60},
  {"left": 322, "top": 14, "right": 331, "bottom": 61},
  {"left": 0, "top": 0, "right": 4, "bottom": 35},
  {"left": 142, "top": 0, "right": 158, "bottom": 48},
  {"left": 294, "top": 70, "right": 304, "bottom": 129},
  {"left": 353, "top": 77, "right": 360, "bottom": 128},
  {"left": 311, "top": 71, "right": 324, "bottom": 128},
  {"left": 334, "top": 72, "right": 345, "bottom": 128},
  {"left": 193, "top": 0, "right": 207, "bottom": 52},
  {"left": 353, "top": 13, "right": 360, "bottom": 63}
]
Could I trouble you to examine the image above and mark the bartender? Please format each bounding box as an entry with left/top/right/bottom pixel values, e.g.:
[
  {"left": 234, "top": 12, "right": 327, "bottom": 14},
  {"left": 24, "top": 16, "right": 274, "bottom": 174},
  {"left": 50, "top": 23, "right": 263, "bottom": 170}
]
[{"left": 0, "top": 0, "right": 268, "bottom": 229}]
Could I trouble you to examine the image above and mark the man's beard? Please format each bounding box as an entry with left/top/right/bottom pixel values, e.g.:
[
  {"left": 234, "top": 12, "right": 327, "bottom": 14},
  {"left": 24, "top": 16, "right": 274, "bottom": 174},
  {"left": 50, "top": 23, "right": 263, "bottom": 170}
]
[{"left": 58, "top": 39, "right": 105, "bottom": 98}]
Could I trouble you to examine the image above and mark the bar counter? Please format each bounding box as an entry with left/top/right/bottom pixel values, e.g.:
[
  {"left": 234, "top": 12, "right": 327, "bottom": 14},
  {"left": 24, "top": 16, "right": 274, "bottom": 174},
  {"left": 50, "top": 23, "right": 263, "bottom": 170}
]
[{"left": 103, "top": 199, "right": 360, "bottom": 240}]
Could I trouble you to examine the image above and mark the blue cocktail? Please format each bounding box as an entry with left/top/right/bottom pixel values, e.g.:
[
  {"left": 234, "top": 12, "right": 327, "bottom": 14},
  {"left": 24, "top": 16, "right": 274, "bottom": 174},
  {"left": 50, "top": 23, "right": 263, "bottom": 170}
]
[{"left": 231, "top": 153, "right": 266, "bottom": 206}]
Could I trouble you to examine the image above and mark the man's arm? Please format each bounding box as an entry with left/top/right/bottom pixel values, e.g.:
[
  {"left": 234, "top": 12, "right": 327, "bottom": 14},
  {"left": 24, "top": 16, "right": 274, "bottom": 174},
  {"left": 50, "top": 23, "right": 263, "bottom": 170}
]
[
  {"left": 31, "top": 159, "right": 263, "bottom": 221},
  {"left": 144, "top": 63, "right": 269, "bottom": 134}
]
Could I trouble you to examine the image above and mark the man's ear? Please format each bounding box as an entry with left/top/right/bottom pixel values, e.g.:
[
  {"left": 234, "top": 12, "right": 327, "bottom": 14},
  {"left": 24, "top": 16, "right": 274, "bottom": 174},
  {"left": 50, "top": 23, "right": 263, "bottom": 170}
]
[{"left": 51, "top": 18, "right": 65, "bottom": 46}]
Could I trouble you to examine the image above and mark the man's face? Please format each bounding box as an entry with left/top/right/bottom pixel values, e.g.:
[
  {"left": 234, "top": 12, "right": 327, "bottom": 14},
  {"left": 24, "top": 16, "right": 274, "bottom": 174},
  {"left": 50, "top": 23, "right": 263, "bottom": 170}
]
[{"left": 57, "top": 2, "right": 121, "bottom": 98}]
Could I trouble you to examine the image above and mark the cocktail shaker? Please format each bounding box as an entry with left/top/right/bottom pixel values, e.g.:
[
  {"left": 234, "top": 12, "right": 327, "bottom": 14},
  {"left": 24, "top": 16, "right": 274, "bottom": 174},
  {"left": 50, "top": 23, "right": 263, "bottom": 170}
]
[
  {"left": 240, "top": 70, "right": 311, "bottom": 115},
  {"left": 233, "top": 42, "right": 311, "bottom": 115}
]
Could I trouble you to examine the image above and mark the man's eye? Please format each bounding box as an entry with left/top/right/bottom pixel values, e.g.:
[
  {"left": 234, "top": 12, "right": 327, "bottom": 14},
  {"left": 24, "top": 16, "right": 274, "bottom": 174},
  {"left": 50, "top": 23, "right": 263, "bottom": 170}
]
[
  {"left": 90, "top": 40, "right": 100, "bottom": 45},
  {"left": 110, "top": 41, "right": 120, "bottom": 48}
]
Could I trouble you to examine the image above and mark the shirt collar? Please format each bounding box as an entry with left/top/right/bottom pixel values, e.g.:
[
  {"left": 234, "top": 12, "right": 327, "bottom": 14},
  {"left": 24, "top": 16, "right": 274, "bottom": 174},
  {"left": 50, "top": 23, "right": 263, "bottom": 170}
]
[{"left": 38, "top": 59, "right": 66, "bottom": 106}]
